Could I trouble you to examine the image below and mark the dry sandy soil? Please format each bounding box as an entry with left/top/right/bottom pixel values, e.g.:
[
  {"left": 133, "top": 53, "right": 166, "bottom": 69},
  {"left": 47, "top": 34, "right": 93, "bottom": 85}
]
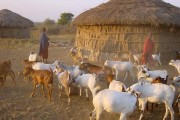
[{"left": 0, "top": 45, "right": 179, "bottom": 120}]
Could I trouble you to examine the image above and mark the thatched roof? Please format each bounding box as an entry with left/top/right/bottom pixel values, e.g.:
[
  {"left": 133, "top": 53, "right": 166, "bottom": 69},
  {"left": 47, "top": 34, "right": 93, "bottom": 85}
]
[
  {"left": 0, "top": 9, "right": 34, "bottom": 27},
  {"left": 72, "top": 0, "right": 180, "bottom": 27}
]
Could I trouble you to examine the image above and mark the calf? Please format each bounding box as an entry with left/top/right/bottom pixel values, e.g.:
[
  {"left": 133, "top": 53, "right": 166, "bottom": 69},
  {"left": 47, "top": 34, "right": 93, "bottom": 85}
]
[{"left": 23, "top": 67, "right": 53, "bottom": 102}]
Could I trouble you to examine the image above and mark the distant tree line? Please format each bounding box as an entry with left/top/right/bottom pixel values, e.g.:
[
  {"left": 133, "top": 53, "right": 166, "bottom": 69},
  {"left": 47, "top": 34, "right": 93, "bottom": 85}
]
[
  {"left": 43, "top": 12, "right": 74, "bottom": 25},
  {"left": 34, "top": 12, "right": 76, "bottom": 35}
]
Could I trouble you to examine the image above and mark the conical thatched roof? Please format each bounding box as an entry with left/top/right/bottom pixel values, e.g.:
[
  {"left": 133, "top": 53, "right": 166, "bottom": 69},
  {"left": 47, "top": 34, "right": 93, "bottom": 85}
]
[
  {"left": 0, "top": 9, "right": 34, "bottom": 27},
  {"left": 72, "top": 0, "right": 180, "bottom": 27}
]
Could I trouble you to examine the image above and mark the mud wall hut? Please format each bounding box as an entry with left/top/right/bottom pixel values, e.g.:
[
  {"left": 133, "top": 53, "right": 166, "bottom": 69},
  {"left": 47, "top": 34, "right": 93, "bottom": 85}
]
[
  {"left": 0, "top": 9, "right": 34, "bottom": 39},
  {"left": 72, "top": 0, "right": 180, "bottom": 64}
]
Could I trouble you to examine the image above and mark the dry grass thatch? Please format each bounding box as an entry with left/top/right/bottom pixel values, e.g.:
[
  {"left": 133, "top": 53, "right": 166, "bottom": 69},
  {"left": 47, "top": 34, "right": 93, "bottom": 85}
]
[
  {"left": 72, "top": 0, "right": 180, "bottom": 27},
  {"left": 0, "top": 9, "right": 34, "bottom": 28}
]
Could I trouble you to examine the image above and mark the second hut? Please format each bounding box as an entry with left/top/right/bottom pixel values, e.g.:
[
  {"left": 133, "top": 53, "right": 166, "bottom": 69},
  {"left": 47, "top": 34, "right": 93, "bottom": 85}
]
[{"left": 72, "top": 0, "right": 180, "bottom": 64}]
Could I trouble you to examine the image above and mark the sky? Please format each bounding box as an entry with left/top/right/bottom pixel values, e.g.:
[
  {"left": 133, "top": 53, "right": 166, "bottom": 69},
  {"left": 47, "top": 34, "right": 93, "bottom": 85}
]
[{"left": 0, "top": 0, "right": 180, "bottom": 22}]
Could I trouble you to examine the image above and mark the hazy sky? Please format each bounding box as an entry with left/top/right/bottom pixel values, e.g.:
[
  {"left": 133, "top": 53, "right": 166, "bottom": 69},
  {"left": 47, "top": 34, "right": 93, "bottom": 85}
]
[{"left": 0, "top": 0, "right": 180, "bottom": 22}]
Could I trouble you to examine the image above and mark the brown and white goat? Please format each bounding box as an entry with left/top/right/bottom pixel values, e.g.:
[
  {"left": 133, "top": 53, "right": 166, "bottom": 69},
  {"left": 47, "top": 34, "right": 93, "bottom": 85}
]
[
  {"left": 23, "top": 67, "right": 53, "bottom": 102},
  {"left": 79, "top": 62, "right": 114, "bottom": 85},
  {"left": 0, "top": 60, "right": 15, "bottom": 87},
  {"left": 146, "top": 77, "right": 167, "bottom": 111},
  {"left": 54, "top": 67, "right": 73, "bottom": 105}
]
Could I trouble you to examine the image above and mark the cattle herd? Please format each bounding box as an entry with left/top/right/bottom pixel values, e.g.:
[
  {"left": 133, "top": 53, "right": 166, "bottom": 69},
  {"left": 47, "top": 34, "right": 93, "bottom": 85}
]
[{"left": 0, "top": 49, "right": 180, "bottom": 120}]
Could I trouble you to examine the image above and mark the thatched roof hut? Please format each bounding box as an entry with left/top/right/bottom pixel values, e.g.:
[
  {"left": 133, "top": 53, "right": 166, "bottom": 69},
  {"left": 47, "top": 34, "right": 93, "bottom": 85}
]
[
  {"left": 72, "top": 0, "right": 180, "bottom": 64},
  {"left": 0, "top": 9, "right": 34, "bottom": 38}
]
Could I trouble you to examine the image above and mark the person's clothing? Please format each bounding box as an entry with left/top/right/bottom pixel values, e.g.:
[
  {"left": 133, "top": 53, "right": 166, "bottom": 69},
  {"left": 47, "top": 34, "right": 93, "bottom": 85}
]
[
  {"left": 142, "top": 37, "right": 155, "bottom": 65},
  {"left": 39, "top": 32, "right": 49, "bottom": 59}
]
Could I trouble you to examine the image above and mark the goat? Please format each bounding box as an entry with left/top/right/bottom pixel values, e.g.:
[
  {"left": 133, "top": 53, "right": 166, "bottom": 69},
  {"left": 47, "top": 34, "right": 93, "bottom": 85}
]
[
  {"left": 79, "top": 62, "right": 103, "bottom": 74},
  {"left": 131, "top": 53, "right": 142, "bottom": 65},
  {"left": 74, "top": 73, "right": 99, "bottom": 100},
  {"left": 152, "top": 53, "right": 161, "bottom": 66},
  {"left": 173, "top": 76, "right": 180, "bottom": 114},
  {"left": 169, "top": 60, "right": 180, "bottom": 75},
  {"left": 114, "top": 53, "right": 131, "bottom": 61},
  {"left": 129, "top": 82, "right": 175, "bottom": 120},
  {"left": 68, "top": 47, "right": 82, "bottom": 65},
  {"left": 23, "top": 67, "right": 53, "bottom": 102},
  {"left": 90, "top": 89, "right": 139, "bottom": 120},
  {"left": 79, "top": 62, "right": 114, "bottom": 83},
  {"left": 29, "top": 51, "right": 38, "bottom": 62},
  {"left": 104, "top": 60, "right": 135, "bottom": 81},
  {"left": 0, "top": 60, "right": 15, "bottom": 86},
  {"left": 54, "top": 67, "right": 72, "bottom": 105},
  {"left": 137, "top": 67, "right": 168, "bottom": 83},
  {"left": 109, "top": 80, "right": 127, "bottom": 92},
  {"left": 69, "top": 46, "right": 78, "bottom": 56},
  {"left": 58, "top": 62, "right": 85, "bottom": 80},
  {"left": 32, "top": 60, "right": 60, "bottom": 71},
  {"left": 145, "top": 76, "right": 168, "bottom": 111},
  {"left": 21, "top": 60, "right": 38, "bottom": 83}
]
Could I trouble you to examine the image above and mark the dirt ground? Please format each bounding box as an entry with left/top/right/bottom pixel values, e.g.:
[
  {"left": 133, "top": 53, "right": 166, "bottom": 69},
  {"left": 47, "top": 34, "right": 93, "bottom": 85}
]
[{"left": 0, "top": 45, "right": 179, "bottom": 120}]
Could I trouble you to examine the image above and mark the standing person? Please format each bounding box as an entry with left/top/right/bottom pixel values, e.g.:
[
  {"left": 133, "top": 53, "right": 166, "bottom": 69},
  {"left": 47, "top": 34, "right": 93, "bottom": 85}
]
[
  {"left": 39, "top": 27, "right": 49, "bottom": 63},
  {"left": 142, "top": 33, "right": 155, "bottom": 66}
]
